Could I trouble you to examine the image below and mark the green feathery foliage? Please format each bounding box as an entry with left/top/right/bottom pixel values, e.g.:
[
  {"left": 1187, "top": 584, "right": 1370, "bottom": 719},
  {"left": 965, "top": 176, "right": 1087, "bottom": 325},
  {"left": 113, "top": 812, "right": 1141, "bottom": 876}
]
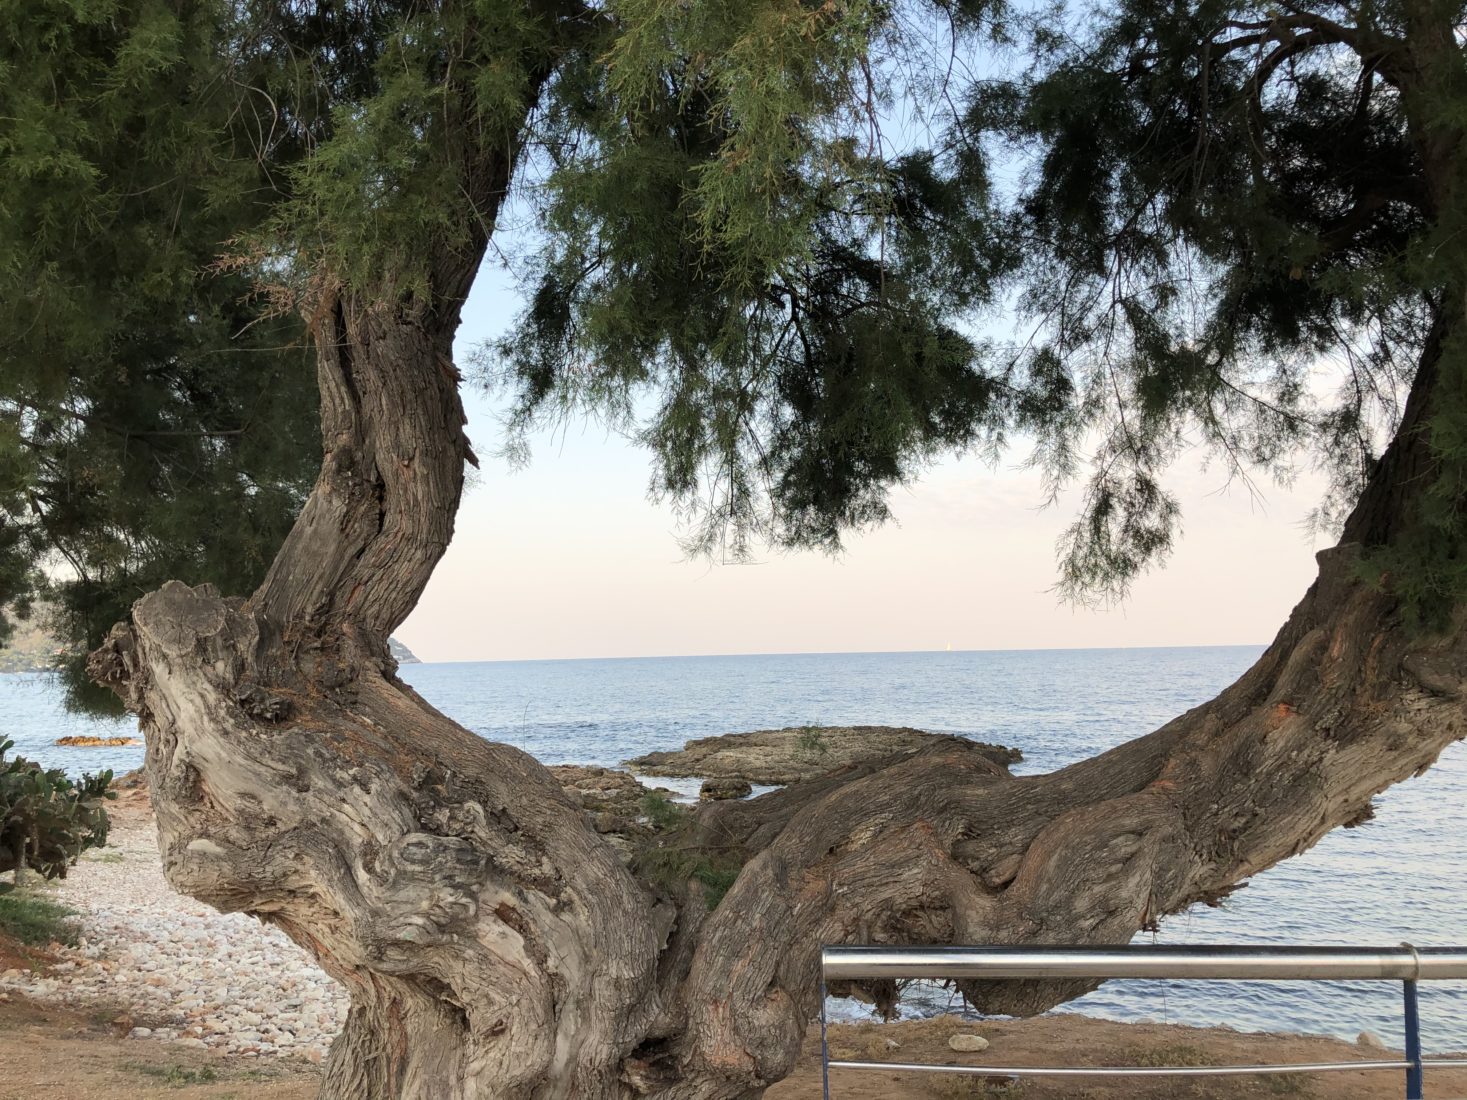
[
  {"left": 267, "top": 0, "right": 561, "bottom": 302},
  {"left": 492, "top": 0, "right": 1015, "bottom": 557},
  {"left": 0, "top": 0, "right": 319, "bottom": 708},
  {"left": 492, "top": 0, "right": 1467, "bottom": 623},
  {"left": 9, "top": 0, "right": 1466, "bottom": 691},
  {"left": 633, "top": 791, "right": 744, "bottom": 910},
  {"left": 974, "top": 0, "right": 1467, "bottom": 615}
]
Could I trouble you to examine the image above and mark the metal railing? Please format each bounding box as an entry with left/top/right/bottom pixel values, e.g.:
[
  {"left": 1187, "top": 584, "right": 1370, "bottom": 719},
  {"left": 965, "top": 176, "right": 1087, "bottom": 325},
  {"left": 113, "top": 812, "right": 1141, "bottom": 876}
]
[{"left": 819, "top": 944, "right": 1467, "bottom": 1099}]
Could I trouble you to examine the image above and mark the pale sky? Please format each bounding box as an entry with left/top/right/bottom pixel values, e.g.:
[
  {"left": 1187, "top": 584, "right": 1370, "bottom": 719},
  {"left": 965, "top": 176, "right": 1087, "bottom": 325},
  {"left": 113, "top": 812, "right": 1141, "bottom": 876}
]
[{"left": 396, "top": 262, "right": 1333, "bottom": 664}]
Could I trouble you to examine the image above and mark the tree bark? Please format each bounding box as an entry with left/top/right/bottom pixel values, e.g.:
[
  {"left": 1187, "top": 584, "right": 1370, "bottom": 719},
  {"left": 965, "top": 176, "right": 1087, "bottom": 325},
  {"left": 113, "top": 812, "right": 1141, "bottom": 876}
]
[
  {"left": 87, "top": 22, "right": 1466, "bottom": 1100},
  {"left": 86, "top": 296, "right": 1467, "bottom": 1099}
]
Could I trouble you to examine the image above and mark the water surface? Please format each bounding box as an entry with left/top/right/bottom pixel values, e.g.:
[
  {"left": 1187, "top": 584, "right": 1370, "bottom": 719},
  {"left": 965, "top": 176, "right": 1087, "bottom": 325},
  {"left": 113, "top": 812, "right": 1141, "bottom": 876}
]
[{"left": 5, "top": 645, "right": 1462, "bottom": 1049}]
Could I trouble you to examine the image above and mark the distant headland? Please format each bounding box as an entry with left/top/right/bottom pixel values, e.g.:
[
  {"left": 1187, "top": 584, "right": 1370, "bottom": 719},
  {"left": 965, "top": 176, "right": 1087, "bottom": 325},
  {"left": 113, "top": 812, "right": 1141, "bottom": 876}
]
[{"left": 1, "top": 611, "right": 420, "bottom": 672}]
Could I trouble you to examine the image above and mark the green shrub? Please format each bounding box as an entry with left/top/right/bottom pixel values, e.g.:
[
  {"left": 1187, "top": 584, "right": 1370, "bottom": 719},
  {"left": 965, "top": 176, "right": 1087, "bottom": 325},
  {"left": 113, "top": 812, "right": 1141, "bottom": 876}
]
[
  {"left": 635, "top": 843, "right": 744, "bottom": 911},
  {"left": 0, "top": 738, "right": 115, "bottom": 887},
  {"left": 796, "top": 725, "right": 830, "bottom": 758},
  {"left": 638, "top": 791, "right": 686, "bottom": 830},
  {"left": 0, "top": 890, "right": 79, "bottom": 945},
  {"left": 633, "top": 792, "right": 746, "bottom": 910},
  {"left": 128, "top": 1062, "right": 221, "bottom": 1086}
]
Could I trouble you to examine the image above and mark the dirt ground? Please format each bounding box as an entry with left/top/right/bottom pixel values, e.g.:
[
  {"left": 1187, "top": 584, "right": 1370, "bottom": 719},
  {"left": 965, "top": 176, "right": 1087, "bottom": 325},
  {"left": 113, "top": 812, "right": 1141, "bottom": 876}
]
[
  {"left": 0, "top": 996, "right": 316, "bottom": 1100},
  {"left": 766, "top": 1011, "right": 1467, "bottom": 1099},
  {"left": 2, "top": 994, "right": 1464, "bottom": 1100}
]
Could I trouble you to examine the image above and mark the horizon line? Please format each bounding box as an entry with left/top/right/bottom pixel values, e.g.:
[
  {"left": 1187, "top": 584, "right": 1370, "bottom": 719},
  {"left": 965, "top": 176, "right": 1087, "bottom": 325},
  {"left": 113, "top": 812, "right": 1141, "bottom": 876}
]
[{"left": 400, "top": 640, "right": 1269, "bottom": 667}]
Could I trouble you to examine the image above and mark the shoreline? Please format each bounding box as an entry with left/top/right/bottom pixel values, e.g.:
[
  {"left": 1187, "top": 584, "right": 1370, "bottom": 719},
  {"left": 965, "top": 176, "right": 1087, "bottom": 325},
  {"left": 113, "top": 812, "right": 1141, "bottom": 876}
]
[
  {"left": 2, "top": 793, "right": 1465, "bottom": 1099},
  {"left": 4, "top": 991, "right": 1466, "bottom": 1100}
]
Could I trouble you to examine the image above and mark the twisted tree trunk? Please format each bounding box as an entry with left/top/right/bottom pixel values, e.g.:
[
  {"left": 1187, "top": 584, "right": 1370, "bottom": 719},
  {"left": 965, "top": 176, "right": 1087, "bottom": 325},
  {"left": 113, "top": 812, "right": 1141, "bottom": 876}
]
[
  {"left": 85, "top": 290, "right": 1467, "bottom": 1098},
  {"left": 86, "top": 33, "right": 1466, "bottom": 1100},
  {"left": 88, "top": 226, "right": 667, "bottom": 1092}
]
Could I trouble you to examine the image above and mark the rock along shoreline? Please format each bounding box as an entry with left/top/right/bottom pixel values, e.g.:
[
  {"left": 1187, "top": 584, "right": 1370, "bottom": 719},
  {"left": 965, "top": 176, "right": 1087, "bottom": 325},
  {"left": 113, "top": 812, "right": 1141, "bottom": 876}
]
[{"left": 0, "top": 725, "right": 1019, "bottom": 1065}]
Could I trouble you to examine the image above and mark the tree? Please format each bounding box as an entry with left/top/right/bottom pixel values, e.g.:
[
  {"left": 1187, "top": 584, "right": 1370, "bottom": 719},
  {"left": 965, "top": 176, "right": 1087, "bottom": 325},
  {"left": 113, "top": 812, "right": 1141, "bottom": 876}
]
[{"left": 0, "top": 0, "right": 1458, "bottom": 1096}]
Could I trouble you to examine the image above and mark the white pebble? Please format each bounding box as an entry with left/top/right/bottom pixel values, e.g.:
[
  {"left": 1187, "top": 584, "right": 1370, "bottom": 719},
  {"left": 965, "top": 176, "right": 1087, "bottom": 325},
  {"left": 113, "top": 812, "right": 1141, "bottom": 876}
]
[{"left": 0, "top": 816, "right": 349, "bottom": 1060}]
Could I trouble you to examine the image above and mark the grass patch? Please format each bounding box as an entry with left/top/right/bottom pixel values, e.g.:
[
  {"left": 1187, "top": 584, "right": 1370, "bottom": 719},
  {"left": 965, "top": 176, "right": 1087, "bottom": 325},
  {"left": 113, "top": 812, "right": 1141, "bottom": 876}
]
[
  {"left": 829, "top": 1029, "right": 899, "bottom": 1062},
  {"left": 928, "top": 1074, "right": 1024, "bottom": 1098},
  {"left": 638, "top": 791, "right": 686, "bottom": 830},
  {"left": 1261, "top": 1073, "right": 1314, "bottom": 1095},
  {"left": 0, "top": 890, "right": 79, "bottom": 946},
  {"left": 127, "top": 1062, "right": 219, "bottom": 1086},
  {"left": 1112, "top": 1043, "right": 1220, "bottom": 1068},
  {"left": 83, "top": 851, "right": 125, "bottom": 864}
]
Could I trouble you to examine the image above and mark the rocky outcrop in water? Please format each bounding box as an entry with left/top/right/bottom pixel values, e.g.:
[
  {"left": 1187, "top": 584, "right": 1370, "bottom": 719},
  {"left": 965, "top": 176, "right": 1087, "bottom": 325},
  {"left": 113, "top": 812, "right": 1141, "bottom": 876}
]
[
  {"left": 625, "top": 725, "right": 1021, "bottom": 785},
  {"left": 547, "top": 765, "right": 681, "bottom": 859},
  {"left": 550, "top": 765, "right": 663, "bottom": 816},
  {"left": 698, "top": 777, "right": 752, "bottom": 801}
]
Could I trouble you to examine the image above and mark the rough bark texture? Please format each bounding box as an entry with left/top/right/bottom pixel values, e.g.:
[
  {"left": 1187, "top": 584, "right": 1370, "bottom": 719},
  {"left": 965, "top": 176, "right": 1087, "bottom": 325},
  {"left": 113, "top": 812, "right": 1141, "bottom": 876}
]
[
  {"left": 86, "top": 6, "right": 1466, "bottom": 1098},
  {"left": 86, "top": 287, "right": 1467, "bottom": 1100}
]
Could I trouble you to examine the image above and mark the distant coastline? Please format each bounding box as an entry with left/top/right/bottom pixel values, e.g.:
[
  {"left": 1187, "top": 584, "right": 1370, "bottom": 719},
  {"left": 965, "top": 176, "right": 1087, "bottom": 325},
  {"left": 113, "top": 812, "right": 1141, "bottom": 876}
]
[
  {"left": 0, "top": 615, "right": 67, "bottom": 674},
  {"left": 1, "top": 616, "right": 420, "bottom": 673}
]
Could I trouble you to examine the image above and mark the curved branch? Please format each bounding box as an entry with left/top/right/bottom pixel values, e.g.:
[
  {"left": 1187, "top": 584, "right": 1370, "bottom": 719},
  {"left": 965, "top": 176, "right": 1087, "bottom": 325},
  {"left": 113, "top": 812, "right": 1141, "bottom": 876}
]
[
  {"left": 651, "top": 313, "right": 1467, "bottom": 1093},
  {"left": 1213, "top": 12, "right": 1409, "bottom": 89}
]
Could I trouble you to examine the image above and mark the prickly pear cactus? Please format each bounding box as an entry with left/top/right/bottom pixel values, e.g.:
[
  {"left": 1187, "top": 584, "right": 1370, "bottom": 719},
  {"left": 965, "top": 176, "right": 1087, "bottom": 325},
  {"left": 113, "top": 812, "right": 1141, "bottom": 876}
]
[{"left": 0, "top": 739, "right": 114, "bottom": 889}]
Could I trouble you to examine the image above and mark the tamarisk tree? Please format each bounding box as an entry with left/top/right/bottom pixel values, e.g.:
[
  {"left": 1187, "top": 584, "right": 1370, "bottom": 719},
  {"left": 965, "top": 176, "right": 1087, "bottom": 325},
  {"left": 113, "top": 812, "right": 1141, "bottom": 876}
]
[{"left": 3, "top": 0, "right": 1463, "bottom": 1095}]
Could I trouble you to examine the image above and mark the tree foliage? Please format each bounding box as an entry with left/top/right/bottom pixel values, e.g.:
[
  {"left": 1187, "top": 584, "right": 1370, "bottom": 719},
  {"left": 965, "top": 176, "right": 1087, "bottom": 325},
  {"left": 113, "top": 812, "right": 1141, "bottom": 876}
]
[
  {"left": 5, "top": 0, "right": 1465, "bottom": 703},
  {"left": 490, "top": 0, "right": 1466, "bottom": 620},
  {"left": 0, "top": 0, "right": 319, "bottom": 708},
  {"left": 492, "top": 0, "right": 1017, "bottom": 557},
  {"left": 978, "top": 0, "right": 1467, "bottom": 614}
]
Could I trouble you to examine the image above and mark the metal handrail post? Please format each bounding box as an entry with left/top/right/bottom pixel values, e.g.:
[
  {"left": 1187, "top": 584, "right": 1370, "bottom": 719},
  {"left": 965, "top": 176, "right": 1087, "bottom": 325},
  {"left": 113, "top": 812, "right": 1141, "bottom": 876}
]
[
  {"left": 1404, "top": 978, "right": 1424, "bottom": 1099},
  {"left": 819, "top": 978, "right": 831, "bottom": 1100}
]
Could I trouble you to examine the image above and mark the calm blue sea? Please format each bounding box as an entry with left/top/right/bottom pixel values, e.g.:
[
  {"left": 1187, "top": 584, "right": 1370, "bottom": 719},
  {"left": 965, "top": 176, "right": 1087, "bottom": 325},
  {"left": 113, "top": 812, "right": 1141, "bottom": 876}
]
[{"left": 3, "top": 645, "right": 1464, "bottom": 1050}]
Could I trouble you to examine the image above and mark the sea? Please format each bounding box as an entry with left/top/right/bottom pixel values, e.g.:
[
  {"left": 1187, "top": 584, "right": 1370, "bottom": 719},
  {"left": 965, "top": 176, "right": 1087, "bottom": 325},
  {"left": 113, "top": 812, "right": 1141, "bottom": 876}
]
[{"left": 3, "top": 644, "right": 1464, "bottom": 1051}]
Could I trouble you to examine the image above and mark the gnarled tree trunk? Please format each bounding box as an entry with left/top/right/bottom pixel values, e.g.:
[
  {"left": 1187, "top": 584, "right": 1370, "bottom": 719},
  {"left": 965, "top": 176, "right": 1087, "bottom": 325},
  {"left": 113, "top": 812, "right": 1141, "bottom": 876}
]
[
  {"left": 86, "top": 290, "right": 1467, "bottom": 1100},
  {"left": 88, "top": 37, "right": 1466, "bottom": 1100}
]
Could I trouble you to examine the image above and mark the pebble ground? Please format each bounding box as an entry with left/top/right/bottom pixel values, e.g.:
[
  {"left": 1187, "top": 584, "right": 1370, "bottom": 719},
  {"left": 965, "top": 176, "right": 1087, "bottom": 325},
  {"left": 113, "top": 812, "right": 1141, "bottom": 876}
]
[{"left": 0, "top": 809, "right": 347, "bottom": 1062}]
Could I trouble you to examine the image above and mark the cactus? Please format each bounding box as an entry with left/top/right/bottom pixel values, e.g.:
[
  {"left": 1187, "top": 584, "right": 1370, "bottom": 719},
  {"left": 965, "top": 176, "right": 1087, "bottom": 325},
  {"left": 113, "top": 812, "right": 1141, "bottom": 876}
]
[{"left": 0, "top": 739, "right": 115, "bottom": 889}]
